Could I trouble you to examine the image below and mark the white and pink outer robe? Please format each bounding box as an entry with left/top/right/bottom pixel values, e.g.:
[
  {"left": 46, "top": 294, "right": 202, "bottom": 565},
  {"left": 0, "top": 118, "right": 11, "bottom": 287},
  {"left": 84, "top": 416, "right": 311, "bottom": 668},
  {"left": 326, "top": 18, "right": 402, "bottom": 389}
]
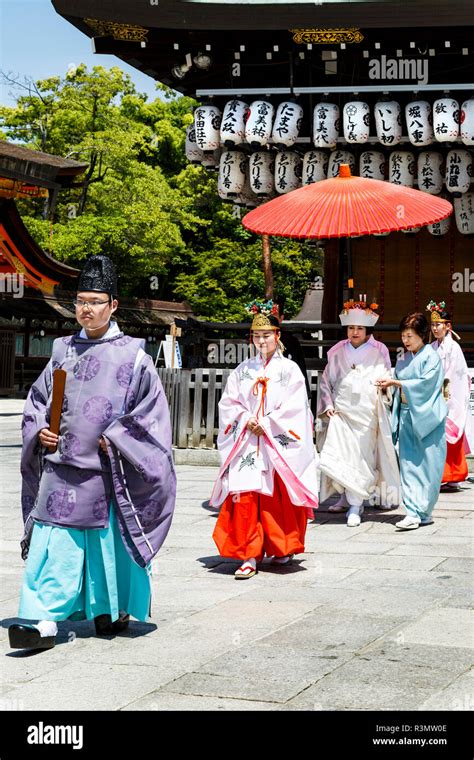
[
  {"left": 210, "top": 351, "right": 319, "bottom": 510},
  {"left": 431, "top": 332, "right": 473, "bottom": 453},
  {"left": 316, "top": 336, "right": 401, "bottom": 505}
]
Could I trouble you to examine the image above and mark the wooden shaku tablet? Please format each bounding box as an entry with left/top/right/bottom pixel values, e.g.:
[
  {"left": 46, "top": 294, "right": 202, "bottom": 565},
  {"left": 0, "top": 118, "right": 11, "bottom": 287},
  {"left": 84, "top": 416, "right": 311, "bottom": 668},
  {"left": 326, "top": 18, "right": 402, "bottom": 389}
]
[{"left": 49, "top": 368, "right": 66, "bottom": 438}]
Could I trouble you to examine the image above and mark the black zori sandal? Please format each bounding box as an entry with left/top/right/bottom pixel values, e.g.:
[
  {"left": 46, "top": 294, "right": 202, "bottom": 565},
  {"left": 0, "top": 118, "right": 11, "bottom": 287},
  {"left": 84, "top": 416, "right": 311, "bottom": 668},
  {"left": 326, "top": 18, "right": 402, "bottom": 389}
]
[{"left": 8, "top": 624, "right": 56, "bottom": 650}]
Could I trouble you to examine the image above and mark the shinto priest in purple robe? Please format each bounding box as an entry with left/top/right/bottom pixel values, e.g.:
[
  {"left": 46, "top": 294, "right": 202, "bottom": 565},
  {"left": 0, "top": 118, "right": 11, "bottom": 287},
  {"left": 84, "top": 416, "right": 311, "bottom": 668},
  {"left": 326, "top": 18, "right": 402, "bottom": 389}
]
[{"left": 17, "top": 256, "right": 176, "bottom": 631}]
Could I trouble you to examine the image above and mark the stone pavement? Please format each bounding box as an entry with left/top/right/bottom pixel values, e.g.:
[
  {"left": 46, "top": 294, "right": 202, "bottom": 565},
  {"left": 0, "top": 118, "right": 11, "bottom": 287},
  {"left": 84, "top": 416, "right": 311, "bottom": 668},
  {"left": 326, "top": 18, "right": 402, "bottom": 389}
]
[{"left": 0, "top": 399, "right": 472, "bottom": 711}]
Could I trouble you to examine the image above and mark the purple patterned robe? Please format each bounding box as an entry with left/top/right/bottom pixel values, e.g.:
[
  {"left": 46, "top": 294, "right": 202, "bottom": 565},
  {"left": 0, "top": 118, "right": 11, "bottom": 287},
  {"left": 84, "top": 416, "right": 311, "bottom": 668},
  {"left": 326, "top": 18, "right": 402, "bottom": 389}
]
[{"left": 20, "top": 331, "right": 176, "bottom": 568}]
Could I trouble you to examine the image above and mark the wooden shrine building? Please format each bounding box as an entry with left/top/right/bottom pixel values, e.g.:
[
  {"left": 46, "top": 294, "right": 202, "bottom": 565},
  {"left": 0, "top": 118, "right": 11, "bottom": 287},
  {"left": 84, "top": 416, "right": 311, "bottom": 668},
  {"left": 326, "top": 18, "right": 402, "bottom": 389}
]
[{"left": 52, "top": 1, "right": 474, "bottom": 365}]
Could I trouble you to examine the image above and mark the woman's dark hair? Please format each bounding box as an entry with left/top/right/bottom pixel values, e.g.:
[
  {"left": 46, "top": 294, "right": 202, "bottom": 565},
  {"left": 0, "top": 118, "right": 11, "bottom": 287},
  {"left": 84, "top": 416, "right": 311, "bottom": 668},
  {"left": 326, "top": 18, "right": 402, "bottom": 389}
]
[
  {"left": 267, "top": 314, "right": 281, "bottom": 329},
  {"left": 399, "top": 312, "right": 429, "bottom": 341}
]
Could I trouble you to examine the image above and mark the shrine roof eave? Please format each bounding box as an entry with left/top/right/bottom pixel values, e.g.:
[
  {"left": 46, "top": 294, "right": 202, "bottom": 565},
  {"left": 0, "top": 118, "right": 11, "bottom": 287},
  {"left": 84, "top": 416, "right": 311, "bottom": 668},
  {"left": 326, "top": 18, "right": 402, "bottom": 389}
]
[
  {"left": 0, "top": 290, "right": 195, "bottom": 327},
  {"left": 0, "top": 142, "right": 88, "bottom": 189},
  {"left": 51, "top": 0, "right": 474, "bottom": 31}
]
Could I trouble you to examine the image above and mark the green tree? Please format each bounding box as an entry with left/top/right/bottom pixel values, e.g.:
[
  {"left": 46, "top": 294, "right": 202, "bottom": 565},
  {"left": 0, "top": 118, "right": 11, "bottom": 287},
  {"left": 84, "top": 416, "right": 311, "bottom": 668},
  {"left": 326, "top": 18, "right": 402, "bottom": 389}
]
[{"left": 0, "top": 66, "right": 322, "bottom": 316}]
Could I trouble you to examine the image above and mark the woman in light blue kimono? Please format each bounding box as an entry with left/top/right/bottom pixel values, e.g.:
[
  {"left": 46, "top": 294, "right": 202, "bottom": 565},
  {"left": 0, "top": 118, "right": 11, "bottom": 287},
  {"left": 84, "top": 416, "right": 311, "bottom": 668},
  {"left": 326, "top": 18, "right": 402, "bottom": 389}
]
[{"left": 376, "top": 312, "right": 447, "bottom": 530}]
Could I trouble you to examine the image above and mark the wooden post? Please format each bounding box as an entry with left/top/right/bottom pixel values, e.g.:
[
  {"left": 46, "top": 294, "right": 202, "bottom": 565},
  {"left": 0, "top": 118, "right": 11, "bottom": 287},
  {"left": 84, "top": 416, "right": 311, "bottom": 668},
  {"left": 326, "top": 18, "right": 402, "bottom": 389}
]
[
  {"left": 169, "top": 322, "right": 181, "bottom": 369},
  {"left": 262, "top": 234, "right": 274, "bottom": 299}
]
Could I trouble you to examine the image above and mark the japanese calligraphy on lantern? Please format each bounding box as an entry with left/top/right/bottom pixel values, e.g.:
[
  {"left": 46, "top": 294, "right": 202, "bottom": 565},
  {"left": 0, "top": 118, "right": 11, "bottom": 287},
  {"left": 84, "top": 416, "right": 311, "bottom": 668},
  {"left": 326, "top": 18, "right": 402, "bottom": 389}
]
[
  {"left": 328, "top": 150, "right": 355, "bottom": 177},
  {"left": 220, "top": 99, "right": 249, "bottom": 147},
  {"left": 389, "top": 151, "right": 416, "bottom": 186},
  {"left": 417, "top": 152, "right": 444, "bottom": 195},
  {"left": 359, "top": 151, "right": 385, "bottom": 181},
  {"left": 218, "top": 150, "right": 246, "bottom": 198},
  {"left": 405, "top": 100, "right": 434, "bottom": 147},
  {"left": 245, "top": 101, "right": 274, "bottom": 147},
  {"left": 374, "top": 100, "right": 402, "bottom": 146},
  {"left": 185, "top": 125, "right": 204, "bottom": 164},
  {"left": 433, "top": 98, "right": 460, "bottom": 142},
  {"left": 454, "top": 193, "right": 474, "bottom": 234},
  {"left": 445, "top": 150, "right": 473, "bottom": 194},
  {"left": 272, "top": 101, "right": 303, "bottom": 149},
  {"left": 249, "top": 152, "right": 275, "bottom": 196},
  {"left": 302, "top": 151, "right": 329, "bottom": 185},
  {"left": 313, "top": 103, "right": 340, "bottom": 149},
  {"left": 194, "top": 105, "right": 222, "bottom": 151},
  {"left": 274, "top": 151, "right": 302, "bottom": 194},
  {"left": 428, "top": 211, "right": 451, "bottom": 236},
  {"left": 343, "top": 101, "right": 370, "bottom": 143}
]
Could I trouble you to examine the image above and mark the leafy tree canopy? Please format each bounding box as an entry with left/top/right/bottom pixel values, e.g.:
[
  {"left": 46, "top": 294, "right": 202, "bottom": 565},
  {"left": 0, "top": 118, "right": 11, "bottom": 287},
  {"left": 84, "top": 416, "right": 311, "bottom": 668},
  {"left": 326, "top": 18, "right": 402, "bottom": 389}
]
[{"left": 0, "top": 65, "right": 322, "bottom": 318}]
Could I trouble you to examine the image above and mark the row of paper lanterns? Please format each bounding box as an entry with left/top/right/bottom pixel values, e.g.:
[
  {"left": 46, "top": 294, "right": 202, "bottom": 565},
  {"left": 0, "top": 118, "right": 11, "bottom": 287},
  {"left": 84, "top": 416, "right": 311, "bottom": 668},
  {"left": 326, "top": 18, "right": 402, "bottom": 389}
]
[
  {"left": 190, "top": 98, "right": 474, "bottom": 153},
  {"left": 209, "top": 147, "right": 473, "bottom": 196},
  {"left": 212, "top": 149, "right": 473, "bottom": 235},
  {"left": 371, "top": 194, "right": 474, "bottom": 236}
]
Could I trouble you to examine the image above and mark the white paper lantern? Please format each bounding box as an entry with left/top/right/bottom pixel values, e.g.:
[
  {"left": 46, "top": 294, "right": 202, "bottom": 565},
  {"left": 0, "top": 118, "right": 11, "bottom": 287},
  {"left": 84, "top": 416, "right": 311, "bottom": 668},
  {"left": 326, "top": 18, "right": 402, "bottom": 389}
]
[
  {"left": 236, "top": 171, "right": 258, "bottom": 208},
  {"left": 302, "top": 151, "right": 328, "bottom": 185},
  {"left": 194, "top": 105, "right": 222, "bottom": 152},
  {"left": 274, "top": 151, "right": 302, "bottom": 194},
  {"left": 454, "top": 193, "right": 474, "bottom": 234},
  {"left": 200, "top": 148, "right": 221, "bottom": 171},
  {"left": 433, "top": 98, "right": 460, "bottom": 142},
  {"left": 373, "top": 231, "right": 390, "bottom": 237},
  {"left": 374, "top": 101, "right": 402, "bottom": 147},
  {"left": 359, "top": 151, "right": 385, "bottom": 181},
  {"left": 428, "top": 213, "right": 451, "bottom": 236},
  {"left": 445, "top": 149, "right": 473, "bottom": 194},
  {"left": 417, "top": 152, "right": 444, "bottom": 194},
  {"left": 343, "top": 101, "right": 370, "bottom": 143},
  {"left": 405, "top": 101, "right": 433, "bottom": 147},
  {"left": 245, "top": 100, "right": 275, "bottom": 148},
  {"left": 401, "top": 226, "right": 421, "bottom": 234},
  {"left": 185, "top": 125, "right": 204, "bottom": 164},
  {"left": 313, "top": 103, "right": 340, "bottom": 149},
  {"left": 218, "top": 151, "right": 246, "bottom": 198},
  {"left": 389, "top": 151, "right": 416, "bottom": 187},
  {"left": 460, "top": 100, "right": 474, "bottom": 146},
  {"left": 220, "top": 99, "right": 249, "bottom": 147},
  {"left": 249, "top": 152, "right": 274, "bottom": 197},
  {"left": 328, "top": 150, "right": 355, "bottom": 177},
  {"left": 272, "top": 101, "right": 304, "bottom": 149}
]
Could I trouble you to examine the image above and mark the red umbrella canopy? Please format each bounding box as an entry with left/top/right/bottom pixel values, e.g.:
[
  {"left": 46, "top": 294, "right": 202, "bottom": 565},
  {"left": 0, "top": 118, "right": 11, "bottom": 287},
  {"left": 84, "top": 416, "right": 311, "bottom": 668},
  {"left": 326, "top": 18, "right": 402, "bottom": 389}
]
[{"left": 242, "top": 164, "right": 453, "bottom": 238}]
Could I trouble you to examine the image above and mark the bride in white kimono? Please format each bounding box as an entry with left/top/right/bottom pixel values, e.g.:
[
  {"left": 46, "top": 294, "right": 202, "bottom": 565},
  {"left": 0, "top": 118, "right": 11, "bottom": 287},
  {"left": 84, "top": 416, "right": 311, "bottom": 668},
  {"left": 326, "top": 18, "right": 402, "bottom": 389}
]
[
  {"left": 210, "top": 302, "right": 318, "bottom": 579},
  {"left": 316, "top": 300, "right": 400, "bottom": 526}
]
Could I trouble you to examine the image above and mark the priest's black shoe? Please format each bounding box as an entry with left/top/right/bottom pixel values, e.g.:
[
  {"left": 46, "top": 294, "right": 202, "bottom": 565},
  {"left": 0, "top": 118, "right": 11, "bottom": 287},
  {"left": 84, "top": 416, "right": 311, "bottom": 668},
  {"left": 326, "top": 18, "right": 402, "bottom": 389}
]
[
  {"left": 94, "top": 613, "right": 130, "bottom": 636},
  {"left": 8, "top": 624, "right": 55, "bottom": 650}
]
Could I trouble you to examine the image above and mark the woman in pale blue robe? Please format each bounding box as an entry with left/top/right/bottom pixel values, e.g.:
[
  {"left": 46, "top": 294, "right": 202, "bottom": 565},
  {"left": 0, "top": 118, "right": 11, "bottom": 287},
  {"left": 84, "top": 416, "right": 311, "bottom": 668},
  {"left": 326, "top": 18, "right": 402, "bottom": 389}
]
[{"left": 376, "top": 313, "right": 447, "bottom": 529}]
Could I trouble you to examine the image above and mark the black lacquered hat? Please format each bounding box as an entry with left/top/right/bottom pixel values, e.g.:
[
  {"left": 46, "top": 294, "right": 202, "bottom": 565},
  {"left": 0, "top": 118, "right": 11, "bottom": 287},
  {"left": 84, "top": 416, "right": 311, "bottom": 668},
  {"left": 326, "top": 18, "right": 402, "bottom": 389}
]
[{"left": 77, "top": 255, "right": 118, "bottom": 297}]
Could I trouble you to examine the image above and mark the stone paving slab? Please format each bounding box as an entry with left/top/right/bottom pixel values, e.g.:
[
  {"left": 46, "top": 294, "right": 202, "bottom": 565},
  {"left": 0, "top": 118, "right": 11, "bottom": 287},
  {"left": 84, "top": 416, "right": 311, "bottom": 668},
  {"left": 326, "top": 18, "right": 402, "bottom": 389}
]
[
  {"left": 395, "top": 608, "right": 473, "bottom": 649},
  {"left": 419, "top": 669, "right": 474, "bottom": 711},
  {"left": 123, "top": 692, "right": 279, "bottom": 711},
  {"left": 435, "top": 557, "right": 474, "bottom": 573},
  {"left": 328, "top": 568, "right": 472, "bottom": 591},
  {"left": 1, "top": 398, "right": 473, "bottom": 712},
  {"left": 386, "top": 542, "right": 472, "bottom": 558},
  {"left": 279, "top": 651, "right": 464, "bottom": 711},
  {"left": 254, "top": 608, "right": 408, "bottom": 653},
  {"left": 2, "top": 662, "right": 178, "bottom": 711},
  {"left": 158, "top": 670, "right": 308, "bottom": 703},
  {"left": 302, "top": 552, "right": 444, "bottom": 571}
]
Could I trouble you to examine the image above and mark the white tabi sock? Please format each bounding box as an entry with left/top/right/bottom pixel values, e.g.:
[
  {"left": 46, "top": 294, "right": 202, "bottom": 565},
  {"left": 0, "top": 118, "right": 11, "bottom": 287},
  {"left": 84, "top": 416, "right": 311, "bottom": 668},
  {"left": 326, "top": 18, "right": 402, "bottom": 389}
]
[{"left": 34, "top": 621, "right": 58, "bottom": 638}]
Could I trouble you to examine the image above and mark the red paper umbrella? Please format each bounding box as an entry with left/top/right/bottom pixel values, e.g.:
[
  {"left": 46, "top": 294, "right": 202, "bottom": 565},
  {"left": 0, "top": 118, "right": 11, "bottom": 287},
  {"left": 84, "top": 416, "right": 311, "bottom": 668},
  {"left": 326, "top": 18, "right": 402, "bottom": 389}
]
[{"left": 242, "top": 164, "right": 453, "bottom": 238}]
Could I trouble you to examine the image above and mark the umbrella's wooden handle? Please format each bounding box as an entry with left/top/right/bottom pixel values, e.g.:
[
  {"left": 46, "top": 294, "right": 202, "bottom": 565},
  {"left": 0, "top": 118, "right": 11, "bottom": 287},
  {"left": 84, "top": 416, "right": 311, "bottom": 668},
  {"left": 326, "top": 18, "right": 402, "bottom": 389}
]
[{"left": 48, "top": 369, "right": 66, "bottom": 452}]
